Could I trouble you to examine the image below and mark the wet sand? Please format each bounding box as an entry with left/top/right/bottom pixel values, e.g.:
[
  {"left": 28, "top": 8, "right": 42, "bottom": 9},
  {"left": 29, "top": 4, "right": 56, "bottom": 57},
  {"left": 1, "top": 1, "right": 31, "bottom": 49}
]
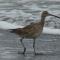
[{"left": 0, "top": 30, "right": 60, "bottom": 60}]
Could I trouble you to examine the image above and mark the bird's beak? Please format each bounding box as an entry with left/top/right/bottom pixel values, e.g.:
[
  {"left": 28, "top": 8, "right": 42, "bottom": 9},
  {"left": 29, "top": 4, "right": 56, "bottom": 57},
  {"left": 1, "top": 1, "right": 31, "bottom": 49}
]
[{"left": 49, "top": 14, "right": 60, "bottom": 19}]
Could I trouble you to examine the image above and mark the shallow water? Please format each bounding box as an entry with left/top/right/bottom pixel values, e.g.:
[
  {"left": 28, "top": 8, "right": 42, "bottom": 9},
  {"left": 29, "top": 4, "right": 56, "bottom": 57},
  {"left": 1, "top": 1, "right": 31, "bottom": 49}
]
[
  {"left": 0, "top": 0, "right": 60, "bottom": 60},
  {"left": 0, "top": 30, "right": 60, "bottom": 60}
]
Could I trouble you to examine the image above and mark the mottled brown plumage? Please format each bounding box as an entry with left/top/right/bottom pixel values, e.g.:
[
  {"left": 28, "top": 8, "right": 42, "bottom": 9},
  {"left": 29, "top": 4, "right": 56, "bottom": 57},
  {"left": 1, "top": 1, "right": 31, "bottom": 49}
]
[{"left": 14, "top": 22, "right": 43, "bottom": 38}]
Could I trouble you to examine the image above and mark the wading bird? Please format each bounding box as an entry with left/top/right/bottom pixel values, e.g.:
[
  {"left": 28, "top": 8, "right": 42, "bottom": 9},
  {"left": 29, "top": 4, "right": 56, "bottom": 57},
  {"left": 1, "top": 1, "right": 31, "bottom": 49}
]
[{"left": 9, "top": 11, "right": 60, "bottom": 55}]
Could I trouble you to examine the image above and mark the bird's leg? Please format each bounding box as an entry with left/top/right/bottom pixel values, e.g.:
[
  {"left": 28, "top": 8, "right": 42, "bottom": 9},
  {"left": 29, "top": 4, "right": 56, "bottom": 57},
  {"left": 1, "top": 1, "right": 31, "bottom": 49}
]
[
  {"left": 33, "top": 39, "right": 35, "bottom": 48},
  {"left": 20, "top": 38, "right": 26, "bottom": 54},
  {"left": 33, "top": 38, "right": 36, "bottom": 55}
]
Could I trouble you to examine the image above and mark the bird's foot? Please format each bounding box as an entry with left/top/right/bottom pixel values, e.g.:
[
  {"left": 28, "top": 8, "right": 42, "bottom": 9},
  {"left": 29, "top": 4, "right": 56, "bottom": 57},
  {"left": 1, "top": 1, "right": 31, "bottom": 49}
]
[
  {"left": 22, "top": 47, "right": 26, "bottom": 55},
  {"left": 18, "top": 48, "right": 26, "bottom": 55}
]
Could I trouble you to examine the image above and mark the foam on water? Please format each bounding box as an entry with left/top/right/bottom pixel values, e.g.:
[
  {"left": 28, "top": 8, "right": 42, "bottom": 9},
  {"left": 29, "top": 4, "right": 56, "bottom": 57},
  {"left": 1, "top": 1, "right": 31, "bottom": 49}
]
[
  {"left": 43, "top": 27, "right": 60, "bottom": 35},
  {"left": 0, "top": 21, "right": 24, "bottom": 29},
  {"left": 0, "top": 0, "right": 60, "bottom": 35}
]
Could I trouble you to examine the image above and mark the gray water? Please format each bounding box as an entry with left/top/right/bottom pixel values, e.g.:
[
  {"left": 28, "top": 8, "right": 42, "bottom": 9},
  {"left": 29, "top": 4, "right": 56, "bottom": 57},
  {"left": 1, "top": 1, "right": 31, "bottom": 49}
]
[
  {"left": 0, "top": 0, "right": 60, "bottom": 28},
  {"left": 0, "top": 0, "right": 60, "bottom": 60},
  {"left": 0, "top": 30, "right": 60, "bottom": 60}
]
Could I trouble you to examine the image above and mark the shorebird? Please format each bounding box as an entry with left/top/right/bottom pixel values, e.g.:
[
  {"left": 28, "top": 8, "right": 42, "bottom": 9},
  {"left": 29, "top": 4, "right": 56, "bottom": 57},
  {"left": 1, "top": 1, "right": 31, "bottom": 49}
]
[
  {"left": 0, "top": 11, "right": 59, "bottom": 55},
  {"left": 9, "top": 11, "right": 60, "bottom": 55}
]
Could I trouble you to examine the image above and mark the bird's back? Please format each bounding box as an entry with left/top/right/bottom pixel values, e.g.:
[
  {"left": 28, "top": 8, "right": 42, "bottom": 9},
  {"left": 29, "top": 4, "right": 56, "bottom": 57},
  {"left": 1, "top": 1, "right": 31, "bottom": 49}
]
[{"left": 10, "top": 22, "right": 44, "bottom": 38}]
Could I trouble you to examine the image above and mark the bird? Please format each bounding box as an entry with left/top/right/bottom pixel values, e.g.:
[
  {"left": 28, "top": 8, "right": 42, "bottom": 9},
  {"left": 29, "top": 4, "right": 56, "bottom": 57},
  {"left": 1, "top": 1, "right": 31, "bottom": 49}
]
[
  {"left": 0, "top": 11, "right": 60, "bottom": 55},
  {"left": 9, "top": 11, "right": 60, "bottom": 55}
]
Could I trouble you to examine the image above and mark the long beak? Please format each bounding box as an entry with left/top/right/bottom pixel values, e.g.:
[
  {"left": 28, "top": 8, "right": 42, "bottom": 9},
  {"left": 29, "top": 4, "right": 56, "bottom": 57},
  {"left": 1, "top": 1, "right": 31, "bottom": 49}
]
[{"left": 49, "top": 14, "right": 60, "bottom": 19}]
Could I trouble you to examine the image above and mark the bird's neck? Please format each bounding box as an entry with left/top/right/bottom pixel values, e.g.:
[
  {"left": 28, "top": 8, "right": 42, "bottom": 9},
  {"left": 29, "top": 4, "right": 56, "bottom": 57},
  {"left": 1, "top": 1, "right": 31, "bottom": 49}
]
[{"left": 40, "top": 15, "right": 46, "bottom": 26}]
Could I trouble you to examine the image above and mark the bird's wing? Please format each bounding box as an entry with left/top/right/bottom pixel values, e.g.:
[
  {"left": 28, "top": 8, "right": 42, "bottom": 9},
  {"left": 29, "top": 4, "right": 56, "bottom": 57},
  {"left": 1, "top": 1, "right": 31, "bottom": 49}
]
[{"left": 0, "top": 21, "right": 25, "bottom": 30}]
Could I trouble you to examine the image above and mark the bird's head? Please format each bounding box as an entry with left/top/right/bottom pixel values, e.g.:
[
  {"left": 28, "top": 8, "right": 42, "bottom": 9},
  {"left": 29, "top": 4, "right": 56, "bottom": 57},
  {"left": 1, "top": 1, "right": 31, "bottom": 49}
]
[
  {"left": 42, "top": 11, "right": 60, "bottom": 19},
  {"left": 42, "top": 11, "right": 49, "bottom": 17}
]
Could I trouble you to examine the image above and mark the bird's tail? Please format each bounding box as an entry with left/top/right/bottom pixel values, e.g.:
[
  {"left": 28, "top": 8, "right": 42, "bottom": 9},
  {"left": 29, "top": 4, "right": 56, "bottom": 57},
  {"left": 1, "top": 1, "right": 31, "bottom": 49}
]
[{"left": 9, "top": 29, "right": 17, "bottom": 33}]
